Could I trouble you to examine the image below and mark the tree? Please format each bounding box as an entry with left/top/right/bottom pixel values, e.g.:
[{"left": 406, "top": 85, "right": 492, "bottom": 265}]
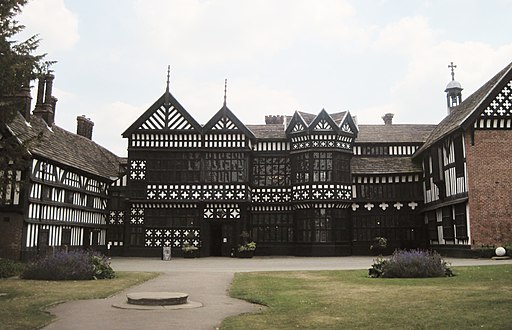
[
  {"left": 0, "top": 0, "right": 49, "bottom": 202},
  {"left": 0, "top": 0, "right": 45, "bottom": 100}
]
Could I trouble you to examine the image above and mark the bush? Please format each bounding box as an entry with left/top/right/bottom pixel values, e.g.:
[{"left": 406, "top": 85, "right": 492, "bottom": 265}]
[
  {"left": 21, "top": 250, "right": 115, "bottom": 280},
  {"left": 369, "top": 249, "right": 453, "bottom": 278},
  {"left": 0, "top": 258, "right": 25, "bottom": 278},
  {"left": 505, "top": 244, "right": 512, "bottom": 256}
]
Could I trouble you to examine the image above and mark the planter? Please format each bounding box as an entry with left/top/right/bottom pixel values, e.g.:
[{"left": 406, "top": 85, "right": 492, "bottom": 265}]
[
  {"left": 183, "top": 250, "right": 199, "bottom": 258},
  {"left": 237, "top": 250, "right": 254, "bottom": 258}
]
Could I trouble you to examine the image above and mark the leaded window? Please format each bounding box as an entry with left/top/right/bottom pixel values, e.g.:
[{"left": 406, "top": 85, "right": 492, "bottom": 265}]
[
  {"left": 296, "top": 209, "right": 332, "bottom": 243},
  {"left": 454, "top": 203, "right": 468, "bottom": 240},
  {"left": 61, "top": 228, "right": 71, "bottom": 245},
  {"left": 352, "top": 211, "right": 418, "bottom": 244},
  {"left": 129, "top": 226, "right": 144, "bottom": 246},
  {"left": 292, "top": 153, "right": 309, "bottom": 183},
  {"left": 313, "top": 152, "right": 332, "bottom": 182},
  {"left": 427, "top": 211, "right": 438, "bottom": 242},
  {"left": 356, "top": 182, "right": 422, "bottom": 200},
  {"left": 442, "top": 206, "right": 454, "bottom": 240},
  {"left": 146, "top": 153, "right": 200, "bottom": 182},
  {"left": 250, "top": 213, "right": 294, "bottom": 242},
  {"left": 252, "top": 157, "right": 290, "bottom": 186},
  {"left": 293, "top": 152, "right": 350, "bottom": 184},
  {"left": 144, "top": 208, "right": 198, "bottom": 227},
  {"left": 205, "top": 152, "right": 246, "bottom": 183},
  {"left": 359, "top": 145, "right": 389, "bottom": 156},
  {"left": 453, "top": 135, "right": 465, "bottom": 178}
]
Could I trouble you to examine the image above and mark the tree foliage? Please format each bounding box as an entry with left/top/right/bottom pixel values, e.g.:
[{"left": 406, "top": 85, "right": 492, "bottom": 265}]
[
  {"left": 0, "top": 0, "right": 46, "bottom": 99},
  {"left": 0, "top": 0, "right": 51, "bottom": 201}
]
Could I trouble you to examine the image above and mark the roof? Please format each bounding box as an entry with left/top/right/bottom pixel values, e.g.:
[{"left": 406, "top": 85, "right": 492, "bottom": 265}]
[
  {"left": 8, "top": 113, "right": 121, "bottom": 180},
  {"left": 330, "top": 112, "right": 347, "bottom": 125},
  {"left": 352, "top": 156, "right": 422, "bottom": 174},
  {"left": 297, "top": 111, "right": 316, "bottom": 125},
  {"left": 246, "top": 124, "right": 286, "bottom": 139},
  {"left": 445, "top": 80, "right": 462, "bottom": 90},
  {"left": 416, "top": 61, "right": 512, "bottom": 156},
  {"left": 356, "top": 124, "right": 436, "bottom": 143}
]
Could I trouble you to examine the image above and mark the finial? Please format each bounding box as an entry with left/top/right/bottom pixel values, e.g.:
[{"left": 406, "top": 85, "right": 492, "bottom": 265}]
[
  {"left": 166, "top": 65, "right": 170, "bottom": 92},
  {"left": 448, "top": 62, "right": 457, "bottom": 81},
  {"left": 223, "top": 78, "right": 227, "bottom": 106}
]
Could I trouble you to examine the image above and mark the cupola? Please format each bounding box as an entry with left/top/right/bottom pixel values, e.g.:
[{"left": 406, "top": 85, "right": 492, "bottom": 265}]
[{"left": 445, "top": 62, "right": 463, "bottom": 114}]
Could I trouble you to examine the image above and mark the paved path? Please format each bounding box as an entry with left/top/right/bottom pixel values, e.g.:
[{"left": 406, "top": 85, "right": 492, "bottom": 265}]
[{"left": 44, "top": 256, "right": 512, "bottom": 330}]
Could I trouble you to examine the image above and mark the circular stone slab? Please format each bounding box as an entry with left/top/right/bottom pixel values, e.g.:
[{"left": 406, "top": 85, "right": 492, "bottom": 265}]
[{"left": 127, "top": 292, "right": 188, "bottom": 306}]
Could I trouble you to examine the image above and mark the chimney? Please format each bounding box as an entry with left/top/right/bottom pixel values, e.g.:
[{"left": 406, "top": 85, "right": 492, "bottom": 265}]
[
  {"left": 18, "top": 84, "right": 32, "bottom": 121},
  {"left": 77, "top": 115, "right": 94, "bottom": 140},
  {"left": 265, "top": 115, "right": 284, "bottom": 125},
  {"left": 382, "top": 113, "right": 394, "bottom": 125},
  {"left": 49, "top": 96, "right": 58, "bottom": 124},
  {"left": 33, "top": 73, "right": 56, "bottom": 126}
]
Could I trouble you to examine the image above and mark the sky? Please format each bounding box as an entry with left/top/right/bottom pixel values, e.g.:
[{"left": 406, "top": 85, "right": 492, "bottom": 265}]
[{"left": 16, "top": 0, "right": 512, "bottom": 156}]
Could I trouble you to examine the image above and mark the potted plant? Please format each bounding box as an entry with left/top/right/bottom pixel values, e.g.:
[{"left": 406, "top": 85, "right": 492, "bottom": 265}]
[
  {"left": 182, "top": 242, "right": 199, "bottom": 258},
  {"left": 370, "top": 237, "right": 388, "bottom": 256},
  {"left": 237, "top": 241, "right": 256, "bottom": 258}
]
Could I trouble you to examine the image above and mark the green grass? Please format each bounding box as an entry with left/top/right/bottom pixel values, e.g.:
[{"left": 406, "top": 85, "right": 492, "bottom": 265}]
[
  {"left": 223, "top": 265, "right": 512, "bottom": 329},
  {"left": 0, "top": 271, "right": 159, "bottom": 330}
]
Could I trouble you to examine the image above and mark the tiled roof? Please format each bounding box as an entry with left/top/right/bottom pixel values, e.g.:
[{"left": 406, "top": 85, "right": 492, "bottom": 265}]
[
  {"left": 330, "top": 111, "right": 347, "bottom": 126},
  {"left": 296, "top": 111, "right": 348, "bottom": 127},
  {"left": 247, "top": 124, "right": 287, "bottom": 139},
  {"left": 356, "top": 124, "right": 436, "bottom": 143},
  {"left": 415, "top": 61, "right": 512, "bottom": 156},
  {"left": 352, "top": 156, "right": 422, "bottom": 174},
  {"left": 298, "top": 111, "right": 316, "bottom": 125},
  {"left": 8, "top": 113, "right": 121, "bottom": 180}
]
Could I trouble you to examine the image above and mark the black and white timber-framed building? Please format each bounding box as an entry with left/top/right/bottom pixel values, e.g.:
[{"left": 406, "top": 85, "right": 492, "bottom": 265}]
[
  {"left": 0, "top": 74, "right": 121, "bottom": 260},
  {"left": 2, "top": 61, "right": 512, "bottom": 260}
]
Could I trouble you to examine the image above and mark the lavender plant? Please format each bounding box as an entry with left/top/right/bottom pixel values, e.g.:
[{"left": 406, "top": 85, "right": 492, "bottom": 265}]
[
  {"left": 369, "top": 249, "right": 453, "bottom": 278},
  {"left": 22, "top": 250, "right": 115, "bottom": 280}
]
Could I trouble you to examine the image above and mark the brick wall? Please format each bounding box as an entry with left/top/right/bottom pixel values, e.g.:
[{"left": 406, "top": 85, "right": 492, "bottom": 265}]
[
  {"left": 0, "top": 212, "right": 24, "bottom": 260},
  {"left": 465, "top": 129, "right": 512, "bottom": 247}
]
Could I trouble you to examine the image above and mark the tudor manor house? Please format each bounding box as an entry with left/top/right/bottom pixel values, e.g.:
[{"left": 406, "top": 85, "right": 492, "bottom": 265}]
[{"left": 1, "top": 62, "right": 512, "bottom": 260}]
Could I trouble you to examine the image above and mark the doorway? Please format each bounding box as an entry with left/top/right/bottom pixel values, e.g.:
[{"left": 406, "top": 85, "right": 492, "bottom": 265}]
[{"left": 209, "top": 223, "right": 235, "bottom": 256}]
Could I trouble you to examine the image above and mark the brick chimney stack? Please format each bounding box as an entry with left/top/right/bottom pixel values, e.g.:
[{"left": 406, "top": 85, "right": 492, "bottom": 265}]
[
  {"left": 76, "top": 115, "right": 94, "bottom": 140},
  {"left": 33, "top": 73, "right": 56, "bottom": 125},
  {"left": 382, "top": 113, "right": 394, "bottom": 125}
]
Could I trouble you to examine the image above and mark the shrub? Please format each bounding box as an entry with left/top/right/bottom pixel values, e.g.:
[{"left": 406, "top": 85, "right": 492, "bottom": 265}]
[
  {"left": 505, "top": 243, "right": 512, "bottom": 256},
  {"left": 238, "top": 241, "right": 256, "bottom": 252},
  {"left": 0, "top": 258, "right": 25, "bottom": 278},
  {"left": 21, "top": 250, "right": 115, "bottom": 280},
  {"left": 369, "top": 249, "right": 453, "bottom": 278}
]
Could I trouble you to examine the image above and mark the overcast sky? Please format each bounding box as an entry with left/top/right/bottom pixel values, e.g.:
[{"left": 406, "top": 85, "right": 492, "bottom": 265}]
[{"left": 17, "top": 0, "right": 512, "bottom": 156}]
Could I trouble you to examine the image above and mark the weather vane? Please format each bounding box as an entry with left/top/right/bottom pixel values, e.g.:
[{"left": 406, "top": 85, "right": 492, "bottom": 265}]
[{"left": 448, "top": 62, "right": 457, "bottom": 81}]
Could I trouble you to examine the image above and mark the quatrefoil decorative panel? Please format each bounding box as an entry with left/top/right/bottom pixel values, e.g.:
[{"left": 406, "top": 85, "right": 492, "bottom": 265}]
[{"left": 130, "top": 160, "right": 146, "bottom": 180}]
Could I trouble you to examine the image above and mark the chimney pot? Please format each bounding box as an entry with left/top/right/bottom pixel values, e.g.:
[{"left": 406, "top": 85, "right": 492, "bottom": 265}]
[
  {"left": 76, "top": 115, "right": 94, "bottom": 140},
  {"left": 382, "top": 113, "right": 394, "bottom": 125}
]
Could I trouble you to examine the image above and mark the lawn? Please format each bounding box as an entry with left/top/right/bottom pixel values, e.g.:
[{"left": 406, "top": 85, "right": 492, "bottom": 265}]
[
  {"left": 223, "top": 265, "right": 512, "bottom": 329},
  {"left": 0, "top": 271, "right": 158, "bottom": 330}
]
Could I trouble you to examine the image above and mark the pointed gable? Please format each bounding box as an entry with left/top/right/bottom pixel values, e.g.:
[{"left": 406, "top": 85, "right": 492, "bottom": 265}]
[
  {"left": 338, "top": 111, "right": 358, "bottom": 135},
  {"left": 310, "top": 109, "right": 338, "bottom": 133},
  {"left": 285, "top": 111, "right": 308, "bottom": 134},
  {"left": 203, "top": 105, "right": 255, "bottom": 138},
  {"left": 122, "top": 91, "right": 201, "bottom": 137}
]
